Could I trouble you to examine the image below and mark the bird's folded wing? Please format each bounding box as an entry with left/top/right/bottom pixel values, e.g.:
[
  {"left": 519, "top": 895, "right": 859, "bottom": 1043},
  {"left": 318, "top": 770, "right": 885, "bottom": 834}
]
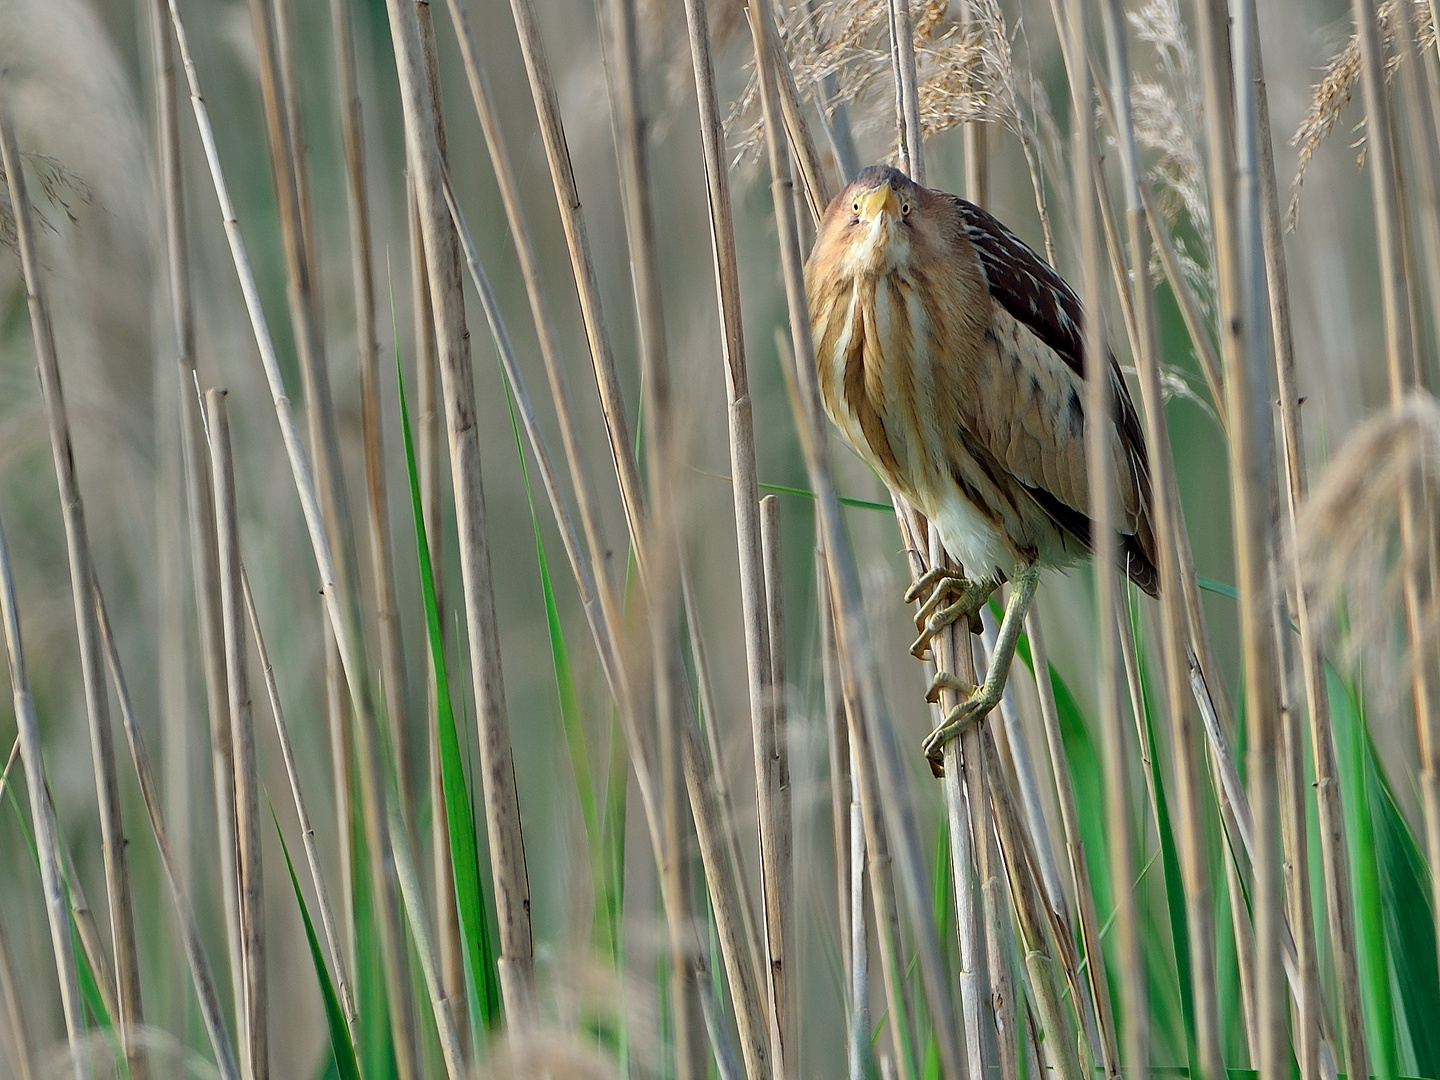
[{"left": 950, "top": 197, "right": 1152, "bottom": 541}]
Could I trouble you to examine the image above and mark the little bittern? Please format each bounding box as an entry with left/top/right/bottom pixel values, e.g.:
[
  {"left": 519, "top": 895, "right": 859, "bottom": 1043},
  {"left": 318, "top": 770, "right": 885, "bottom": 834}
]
[{"left": 805, "top": 165, "right": 1158, "bottom": 772}]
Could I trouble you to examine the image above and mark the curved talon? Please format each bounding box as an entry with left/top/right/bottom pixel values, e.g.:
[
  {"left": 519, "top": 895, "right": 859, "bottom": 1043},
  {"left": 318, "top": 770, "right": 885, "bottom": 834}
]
[
  {"left": 909, "top": 580, "right": 994, "bottom": 659},
  {"left": 904, "top": 565, "right": 953, "bottom": 605},
  {"left": 926, "top": 671, "right": 974, "bottom": 704},
  {"left": 922, "top": 691, "right": 995, "bottom": 772}
]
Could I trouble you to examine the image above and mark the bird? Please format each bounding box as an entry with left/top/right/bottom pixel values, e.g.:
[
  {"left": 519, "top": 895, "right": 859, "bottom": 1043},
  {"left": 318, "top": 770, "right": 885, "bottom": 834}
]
[{"left": 804, "top": 164, "right": 1158, "bottom": 772}]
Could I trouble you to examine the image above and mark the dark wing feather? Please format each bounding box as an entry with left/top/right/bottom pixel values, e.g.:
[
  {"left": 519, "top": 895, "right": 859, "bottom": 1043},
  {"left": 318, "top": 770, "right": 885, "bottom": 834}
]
[{"left": 953, "top": 197, "right": 1160, "bottom": 596}]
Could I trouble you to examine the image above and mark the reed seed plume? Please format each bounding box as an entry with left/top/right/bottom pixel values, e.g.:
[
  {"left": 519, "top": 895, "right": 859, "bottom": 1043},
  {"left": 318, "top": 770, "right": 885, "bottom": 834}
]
[
  {"left": 1288, "top": 0, "right": 1436, "bottom": 228},
  {"left": 726, "top": 0, "right": 1021, "bottom": 167},
  {"left": 1124, "top": 0, "right": 1213, "bottom": 314},
  {"left": 1296, "top": 393, "right": 1440, "bottom": 693}
]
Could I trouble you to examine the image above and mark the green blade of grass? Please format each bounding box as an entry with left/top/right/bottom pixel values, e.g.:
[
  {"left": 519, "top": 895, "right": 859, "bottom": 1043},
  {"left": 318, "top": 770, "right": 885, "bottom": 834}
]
[
  {"left": 495, "top": 377, "right": 615, "bottom": 960},
  {"left": 1330, "top": 668, "right": 1398, "bottom": 1080},
  {"left": 272, "top": 802, "right": 363, "bottom": 1080},
  {"left": 1368, "top": 721, "right": 1440, "bottom": 1075},
  {"left": 395, "top": 324, "right": 501, "bottom": 1035},
  {"left": 1128, "top": 603, "right": 1198, "bottom": 1064}
]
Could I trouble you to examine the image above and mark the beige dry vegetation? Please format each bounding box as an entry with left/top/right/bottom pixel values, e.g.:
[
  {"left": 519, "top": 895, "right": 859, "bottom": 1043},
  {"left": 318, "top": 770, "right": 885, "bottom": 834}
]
[{"left": 0, "top": 0, "right": 1438, "bottom": 1077}]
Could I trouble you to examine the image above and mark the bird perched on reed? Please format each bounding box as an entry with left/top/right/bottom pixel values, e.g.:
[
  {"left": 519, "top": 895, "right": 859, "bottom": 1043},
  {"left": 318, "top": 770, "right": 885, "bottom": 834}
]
[{"left": 805, "top": 164, "right": 1158, "bottom": 772}]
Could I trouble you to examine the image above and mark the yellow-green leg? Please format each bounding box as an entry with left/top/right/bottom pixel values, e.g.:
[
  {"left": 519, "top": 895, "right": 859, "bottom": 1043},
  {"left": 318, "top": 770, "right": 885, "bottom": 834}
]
[
  {"left": 922, "top": 563, "right": 1039, "bottom": 771},
  {"left": 905, "top": 568, "right": 998, "bottom": 660}
]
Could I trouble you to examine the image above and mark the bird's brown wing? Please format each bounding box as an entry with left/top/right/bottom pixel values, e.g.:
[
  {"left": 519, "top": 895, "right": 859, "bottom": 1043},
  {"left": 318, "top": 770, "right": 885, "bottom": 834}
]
[{"left": 951, "top": 197, "right": 1159, "bottom": 595}]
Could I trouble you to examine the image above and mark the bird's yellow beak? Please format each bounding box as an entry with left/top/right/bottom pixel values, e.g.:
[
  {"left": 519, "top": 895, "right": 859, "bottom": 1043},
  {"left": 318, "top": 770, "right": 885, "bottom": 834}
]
[{"left": 857, "top": 185, "right": 900, "bottom": 223}]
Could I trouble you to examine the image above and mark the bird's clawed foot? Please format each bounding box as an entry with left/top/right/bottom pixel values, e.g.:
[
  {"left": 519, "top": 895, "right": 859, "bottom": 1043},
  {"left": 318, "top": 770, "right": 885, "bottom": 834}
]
[
  {"left": 905, "top": 570, "right": 995, "bottom": 660},
  {"left": 922, "top": 680, "right": 1001, "bottom": 777}
]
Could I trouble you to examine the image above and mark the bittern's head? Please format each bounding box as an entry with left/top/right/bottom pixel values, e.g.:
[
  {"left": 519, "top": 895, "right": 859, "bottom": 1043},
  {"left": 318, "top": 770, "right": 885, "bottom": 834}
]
[{"left": 813, "top": 164, "right": 923, "bottom": 278}]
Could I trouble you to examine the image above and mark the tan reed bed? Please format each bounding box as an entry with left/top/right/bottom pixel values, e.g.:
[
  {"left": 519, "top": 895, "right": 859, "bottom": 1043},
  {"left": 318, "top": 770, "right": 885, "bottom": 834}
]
[{"left": 3, "top": 1, "right": 1440, "bottom": 1079}]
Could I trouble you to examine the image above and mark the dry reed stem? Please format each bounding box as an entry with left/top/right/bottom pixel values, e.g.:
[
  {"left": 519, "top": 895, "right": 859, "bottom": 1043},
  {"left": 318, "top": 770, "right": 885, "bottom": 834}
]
[
  {"left": 1024, "top": 607, "right": 1119, "bottom": 1077},
  {"left": 164, "top": 10, "right": 425, "bottom": 1073},
  {"left": 978, "top": 611, "right": 1094, "bottom": 1062},
  {"left": 1097, "top": 4, "right": 1224, "bottom": 1075},
  {"left": 0, "top": 79, "right": 145, "bottom": 1079},
  {"left": 380, "top": 0, "right": 537, "bottom": 1023},
  {"left": 329, "top": 0, "right": 413, "bottom": 838},
  {"left": 608, "top": 0, "right": 706, "bottom": 1070},
  {"left": 387, "top": 799, "right": 468, "bottom": 1080},
  {"left": 814, "top": 545, "right": 863, "bottom": 1080},
  {"left": 847, "top": 749, "right": 868, "bottom": 1080},
  {"left": 888, "top": 0, "right": 924, "bottom": 183},
  {"left": 757, "top": 494, "right": 793, "bottom": 1078},
  {"left": 957, "top": 0, "right": 988, "bottom": 204},
  {"left": 983, "top": 728, "right": 1083, "bottom": 1080},
  {"left": 93, "top": 583, "right": 243, "bottom": 1080},
  {"left": 239, "top": 568, "right": 354, "bottom": 1028},
  {"left": 0, "top": 510, "right": 87, "bottom": 1079},
  {"left": 444, "top": 159, "right": 769, "bottom": 1080},
  {"left": 977, "top": 611, "right": 1063, "bottom": 922},
  {"left": 436, "top": 0, "right": 626, "bottom": 701},
  {"left": 682, "top": 573, "right": 766, "bottom": 987},
  {"left": 1052, "top": 3, "right": 1150, "bottom": 1078},
  {"left": 1245, "top": 19, "right": 1334, "bottom": 1080},
  {"left": 817, "top": 550, "right": 852, "bottom": 981},
  {"left": 0, "top": 891, "right": 33, "bottom": 1080},
  {"left": 769, "top": 17, "right": 834, "bottom": 220},
  {"left": 752, "top": 11, "right": 965, "bottom": 1080},
  {"left": 50, "top": 813, "right": 120, "bottom": 1033},
  {"left": 205, "top": 390, "right": 268, "bottom": 1080},
  {"left": 145, "top": 0, "right": 196, "bottom": 1034},
  {"left": 1197, "top": 2, "right": 1287, "bottom": 1071},
  {"left": 674, "top": 4, "right": 786, "bottom": 1075},
  {"left": 410, "top": 178, "right": 460, "bottom": 1012},
  {"left": 504, "top": 0, "right": 647, "bottom": 562},
  {"left": 250, "top": 0, "right": 384, "bottom": 876}
]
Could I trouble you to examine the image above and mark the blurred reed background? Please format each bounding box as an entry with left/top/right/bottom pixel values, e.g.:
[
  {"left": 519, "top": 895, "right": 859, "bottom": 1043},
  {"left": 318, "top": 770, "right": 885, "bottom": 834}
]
[{"left": 0, "top": 0, "right": 1437, "bottom": 1076}]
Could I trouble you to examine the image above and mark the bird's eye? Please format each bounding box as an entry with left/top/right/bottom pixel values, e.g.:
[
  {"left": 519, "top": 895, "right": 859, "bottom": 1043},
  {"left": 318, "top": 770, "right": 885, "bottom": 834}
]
[
  {"left": 900, "top": 200, "right": 912, "bottom": 216},
  {"left": 852, "top": 199, "right": 861, "bottom": 214}
]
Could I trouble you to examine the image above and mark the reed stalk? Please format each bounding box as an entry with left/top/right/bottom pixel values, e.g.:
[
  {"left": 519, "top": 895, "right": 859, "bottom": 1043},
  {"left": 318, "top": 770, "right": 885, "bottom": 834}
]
[
  {"left": 984, "top": 726, "right": 1083, "bottom": 1080},
  {"left": 164, "top": 10, "right": 425, "bottom": 1073},
  {"left": 0, "top": 511, "right": 87, "bottom": 1080},
  {"left": 1057, "top": 5, "right": 1149, "bottom": 1079},
  {"left": 609, "top": 0, "right": 706, "bottom": 1069},
  {"left": 1098, "top": 4, "right": 1224, "bottom": 1076},
  {"left": 1244, "top": 17, "right": 1334, "bottom": 1079},
  {"left": 145, "top": 0, "right": 194, "bottom": 1035},
  {"left": 1196, "top": 1, "right": 1287, "bottom": 1074},
  {"left": 205, "top": 390, "right": 268, "bottom": 1080},
  {"left": 240, "top": 568, "right": 355, "bottom": 1028},
  {"left": 379, "top": 0, "right": 536, "bottom": 1021},
  {"left": 1024, "top": 606, "right": 1119, "bottom": 1077},
  {"left": 94, "top": 584, "right": 242, "bottom": 1080},
  {"left": 410, "top": 178, "right": 458, "bottom": 1009},
  {"left": 443, "top": 154, "right": 769, "bottom": 1080},
  {"left": 673, "top": 2, "right": 790, "bottom": 1073},
  {"left": 0, "top": 76, "right": 145, "bottom": 1080},
  {"left": 503, "top": 0, "right": 647, "bottom": 556},
  {"left": 0, "top": 896, "right": 32, "bottom": 1080},
  {"left": 436, "top": 0, "right": 625, "bottom": 691},
  {"left": 328, "top": 0, "right": 413, "bottom": 827},
  {"left": 888, "top": 0, "right": 923, "bottom": 185},
  {"left": 1257, "top": 25, "right": 1369, "bottom": 1063},
  {"left": 756, "top": 495, "right": 793, "bottom": 1078}
]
